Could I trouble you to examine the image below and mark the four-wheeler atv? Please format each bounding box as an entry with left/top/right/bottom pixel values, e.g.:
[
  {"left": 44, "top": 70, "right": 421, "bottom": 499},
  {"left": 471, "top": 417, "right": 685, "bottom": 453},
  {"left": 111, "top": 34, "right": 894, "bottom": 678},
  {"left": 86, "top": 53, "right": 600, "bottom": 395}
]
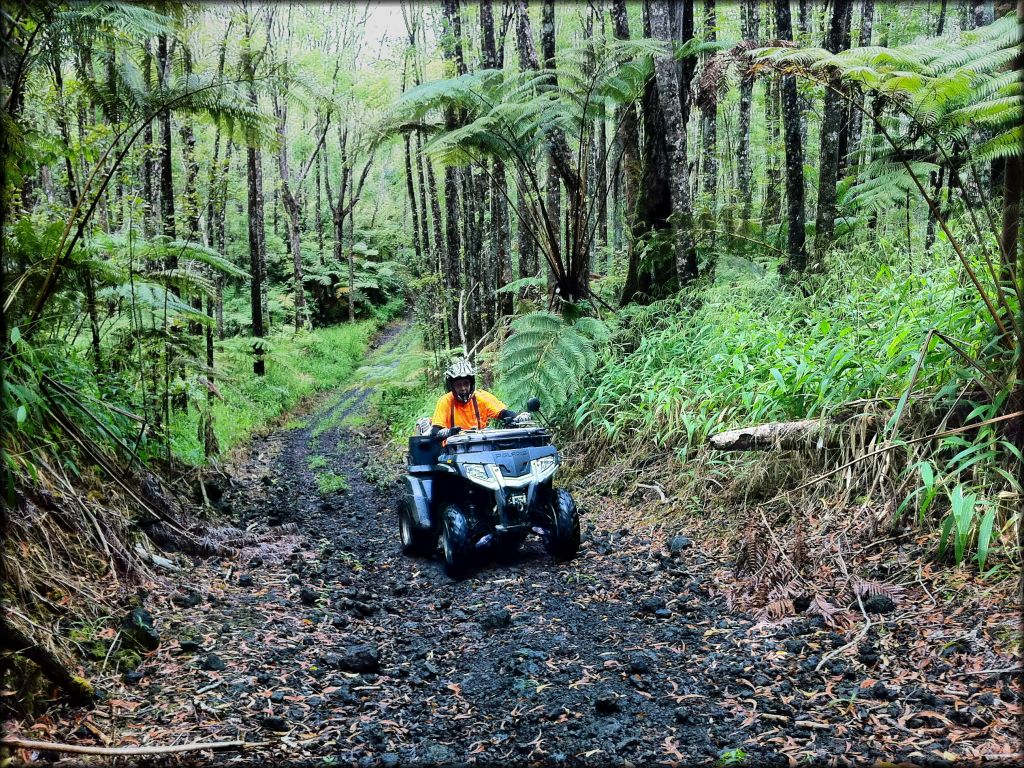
[{"left": 398, "top": 399, "right": 580, "bottom": 575}]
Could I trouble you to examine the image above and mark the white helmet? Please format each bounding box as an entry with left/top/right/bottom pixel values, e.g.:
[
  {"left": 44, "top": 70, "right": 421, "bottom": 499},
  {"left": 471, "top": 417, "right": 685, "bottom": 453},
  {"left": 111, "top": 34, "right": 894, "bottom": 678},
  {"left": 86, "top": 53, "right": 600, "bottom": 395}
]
[{"left": 444, "top": 359, "right": 476, "bottom": 403}]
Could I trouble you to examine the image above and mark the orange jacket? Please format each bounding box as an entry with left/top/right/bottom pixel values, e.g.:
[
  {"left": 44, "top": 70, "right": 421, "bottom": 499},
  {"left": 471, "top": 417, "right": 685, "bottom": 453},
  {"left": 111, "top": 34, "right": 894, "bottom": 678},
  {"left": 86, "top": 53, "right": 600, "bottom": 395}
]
[{"left": 431, "top": 390, "right": 508, "bottom": 431}]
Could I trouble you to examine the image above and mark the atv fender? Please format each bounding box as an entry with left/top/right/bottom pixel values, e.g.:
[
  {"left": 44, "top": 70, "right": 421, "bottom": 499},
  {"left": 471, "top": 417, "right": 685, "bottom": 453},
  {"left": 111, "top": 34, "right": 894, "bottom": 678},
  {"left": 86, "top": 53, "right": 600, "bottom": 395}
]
[{"left": 402, "top": 474, "right": 433, "bottom": 531}]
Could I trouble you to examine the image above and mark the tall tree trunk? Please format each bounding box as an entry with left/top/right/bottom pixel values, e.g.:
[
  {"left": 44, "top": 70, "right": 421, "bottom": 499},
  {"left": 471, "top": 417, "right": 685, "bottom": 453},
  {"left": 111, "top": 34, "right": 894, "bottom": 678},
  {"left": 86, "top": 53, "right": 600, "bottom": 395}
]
[
  {"left": 415, "top": 132, "right": 435, "bottom": 273},
  {"left": 441, "top": 0, "right": 465, "bottom": 346},
  {"left": 272, "top": 62, "right": 310, "bottom": 331},
  {"left": 514, "top": 0, "right": 540, "bottom": 294},
  {"left": 404, "top": 134, "right": 423, "bottom": 268},
  {"left": 936, "top": 0, "right": 948, "bottom": 34},
  {"left": 541, "top": 0, "right": 561, "bottom": 290},
  {"left": 650, "top": 0, "right": 698, "bottom": 285},
  {"left": 814, "top": 0, "right": 852, "bottom": 262},
  {"left": 846, "top": 0, "right": 874, "bottom": 177},
  {"left": 613, "top": 0, "right": 645, "bottom": 305},
  {"left": 775, "top": 0, "right": 808, "bottom": 274},
  {"left": 346, "top": 179, "right": 357, "bottom": 323},
  {"left": 701, "top": 0, "right": 718, "bottom": 211},
  {"left": 833, "top": 1, "right": 854, "bottom": 180},
  {"left": 481, "top": 0, "right": 512, "bottom": 318},
  {"left": 243, "top": 9, "right": 266, "bottom": 375},
  {"left": 156, "top": 34, "right": 175, "bottom": 242},
  {"left": 316, "top": 148, "right": 325, "bottom": 263},
  {"left": 737, "top": 0, "right": 759, "bottom": 224},
  {"left": 765, "top": 75, "right": 778, "bottom": 228},
  {"left": 215, "top": 140, "right": 232, "bottom": 340},
  {"left": 142, "top": 41, "right": 157, "bottom": 238}
]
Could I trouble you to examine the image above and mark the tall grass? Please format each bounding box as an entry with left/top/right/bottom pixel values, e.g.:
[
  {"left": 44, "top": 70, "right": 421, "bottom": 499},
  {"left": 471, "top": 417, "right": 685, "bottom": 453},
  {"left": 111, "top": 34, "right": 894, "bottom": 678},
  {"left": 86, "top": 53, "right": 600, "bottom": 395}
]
[
  {"left": 575, "top": 242, "right": 993, "bottom": 459},
  {"left": 570, "top": 239, "right": 1019, "bottom": 572},
  {"left": 169, "top": 322, "right": 378, "bottom": 464}
]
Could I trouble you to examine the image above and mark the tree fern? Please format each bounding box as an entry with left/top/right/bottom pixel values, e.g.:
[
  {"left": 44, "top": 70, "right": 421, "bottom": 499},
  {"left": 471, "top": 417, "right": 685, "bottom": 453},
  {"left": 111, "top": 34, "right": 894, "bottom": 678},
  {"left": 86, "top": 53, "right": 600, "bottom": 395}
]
[{"left": 498, "top": 311, "right": 610, "bottom": 410}]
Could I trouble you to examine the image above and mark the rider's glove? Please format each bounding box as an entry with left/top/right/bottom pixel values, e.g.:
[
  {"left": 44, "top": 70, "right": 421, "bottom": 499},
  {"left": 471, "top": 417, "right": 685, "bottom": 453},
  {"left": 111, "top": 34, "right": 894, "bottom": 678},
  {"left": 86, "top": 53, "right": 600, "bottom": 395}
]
[
  {"left": 437, "top": 426, "right": 461, "bottom": 440},
  {"left": 512, "top": 413, "right": 533, "bottom": 426}
]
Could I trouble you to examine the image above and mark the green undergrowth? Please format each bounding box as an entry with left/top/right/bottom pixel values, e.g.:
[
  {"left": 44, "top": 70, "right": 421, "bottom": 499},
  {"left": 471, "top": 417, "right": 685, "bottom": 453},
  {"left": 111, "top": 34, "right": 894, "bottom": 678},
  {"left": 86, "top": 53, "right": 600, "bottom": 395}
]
[
  {"left": 569, "top": 239, "right": 1019, "bottom": 572},
  {"left": 575, "top": 244, "right": 999, "bottom": 457},
  {"left": 170, "top": 321, "right": 379, "bottom": 465},
  {"left": 316, "top": 471, "right": 349, "bottom": 495}
]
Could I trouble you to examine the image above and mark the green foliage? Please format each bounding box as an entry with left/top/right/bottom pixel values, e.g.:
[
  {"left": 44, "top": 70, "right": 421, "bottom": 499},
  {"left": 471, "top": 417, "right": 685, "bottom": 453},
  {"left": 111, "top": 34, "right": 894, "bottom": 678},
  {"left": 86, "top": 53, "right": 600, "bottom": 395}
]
[
  {"left": 573, "top": 243, "right": 994, "bottom": 455},
  {"left": 498, "top": 312, "right": 611, "bottom": 412},
  {"left": 169, "top": 322, "right": 376, "bottom": 465},
  {"left": 316, "top": 471, "right": 349, "bottom": 495},
  {"left": 717, "top": 748, "right": 748, "bottom": 767},
  {"left": 938, "top": 484, "right": 992, "bottom": 569},
  {"left": 755, "top": 15, "right": 1023, "bottom": 214}
]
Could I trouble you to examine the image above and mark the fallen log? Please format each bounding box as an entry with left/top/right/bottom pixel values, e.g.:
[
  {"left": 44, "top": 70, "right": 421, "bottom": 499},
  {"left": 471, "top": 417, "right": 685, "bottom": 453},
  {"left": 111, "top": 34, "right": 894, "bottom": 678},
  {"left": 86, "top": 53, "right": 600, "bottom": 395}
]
[
  {"left": 0, "top": 615, "right": 96, "bottom": 705},
  {"left": 708, "top": 415, "right": 877, "bottom": 452}
]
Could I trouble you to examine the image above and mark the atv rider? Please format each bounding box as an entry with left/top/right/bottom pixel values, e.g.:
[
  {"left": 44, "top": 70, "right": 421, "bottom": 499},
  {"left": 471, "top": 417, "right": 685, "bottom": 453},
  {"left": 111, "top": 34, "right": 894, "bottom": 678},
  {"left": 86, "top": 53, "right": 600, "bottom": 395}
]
[{"left": 431, "top": 359, "right": 529, "bottom": 440}]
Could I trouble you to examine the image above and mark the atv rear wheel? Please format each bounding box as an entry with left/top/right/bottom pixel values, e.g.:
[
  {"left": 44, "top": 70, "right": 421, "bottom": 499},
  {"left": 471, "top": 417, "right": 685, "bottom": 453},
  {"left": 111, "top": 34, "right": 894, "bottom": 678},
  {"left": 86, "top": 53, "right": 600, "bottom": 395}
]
[
  {"left": 398, "top": 500, "right": 432, "bottom": 556},
  {"left": 440, "top": 503, "right": 471, "bottom": 577},
  {"left": 544, "top": 489, "right": 580, "bottom": 561}
]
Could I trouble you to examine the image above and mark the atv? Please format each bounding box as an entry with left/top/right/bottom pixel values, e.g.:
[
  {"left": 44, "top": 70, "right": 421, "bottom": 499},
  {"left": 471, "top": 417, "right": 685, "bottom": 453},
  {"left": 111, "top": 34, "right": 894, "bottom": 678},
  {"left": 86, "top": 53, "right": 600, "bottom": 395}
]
[{"left": 398, "top": 398, "right": 580, "bottom": 575}]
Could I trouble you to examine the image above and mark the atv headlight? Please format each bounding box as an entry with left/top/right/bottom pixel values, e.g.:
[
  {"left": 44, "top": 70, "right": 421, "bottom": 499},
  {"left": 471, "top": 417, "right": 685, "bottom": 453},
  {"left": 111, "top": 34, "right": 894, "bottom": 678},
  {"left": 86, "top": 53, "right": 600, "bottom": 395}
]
[
  {"left": 463, "top": 463, "right": 500, "bottom": 488},
  {"left": 530, "top": 456, "right": 558, "bottom": 480}
]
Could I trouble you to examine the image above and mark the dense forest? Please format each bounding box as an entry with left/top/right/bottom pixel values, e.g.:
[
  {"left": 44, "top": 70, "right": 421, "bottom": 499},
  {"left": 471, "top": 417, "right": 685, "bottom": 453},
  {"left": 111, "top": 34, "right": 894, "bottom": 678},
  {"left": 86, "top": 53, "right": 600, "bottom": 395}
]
[{"left": 0, "top": 0, "right": 1021, "bottom": 765}]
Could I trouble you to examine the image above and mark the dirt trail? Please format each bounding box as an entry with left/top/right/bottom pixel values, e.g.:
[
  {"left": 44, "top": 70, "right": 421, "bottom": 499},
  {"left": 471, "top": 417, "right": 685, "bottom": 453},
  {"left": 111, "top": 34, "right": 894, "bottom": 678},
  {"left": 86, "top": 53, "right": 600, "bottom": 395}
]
[{"left": 8, "top": 323, "right": 1018, "bottom": 767}]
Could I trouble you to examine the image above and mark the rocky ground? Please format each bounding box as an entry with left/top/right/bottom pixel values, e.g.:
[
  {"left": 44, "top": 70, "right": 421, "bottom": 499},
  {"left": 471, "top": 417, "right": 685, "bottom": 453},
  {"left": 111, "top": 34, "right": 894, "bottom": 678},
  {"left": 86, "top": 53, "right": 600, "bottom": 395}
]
[{"left": 4, "top": 325, "right": 1020, "bottom": 767}]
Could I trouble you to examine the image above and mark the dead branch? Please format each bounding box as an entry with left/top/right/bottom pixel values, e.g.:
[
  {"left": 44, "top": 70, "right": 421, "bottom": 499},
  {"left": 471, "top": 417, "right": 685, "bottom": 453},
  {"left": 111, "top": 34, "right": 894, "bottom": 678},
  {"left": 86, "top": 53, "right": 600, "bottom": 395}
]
[{"left": 0, "top": 737, "right": 266, "bottom": 756}]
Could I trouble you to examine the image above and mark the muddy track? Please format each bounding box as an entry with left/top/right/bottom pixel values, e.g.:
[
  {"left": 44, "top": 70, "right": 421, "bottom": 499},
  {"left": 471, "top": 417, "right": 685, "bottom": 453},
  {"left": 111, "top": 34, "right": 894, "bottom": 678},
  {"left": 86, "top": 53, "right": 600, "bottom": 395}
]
[{"left": 12, "top": 323, "right": 1016, "bottom": 768}]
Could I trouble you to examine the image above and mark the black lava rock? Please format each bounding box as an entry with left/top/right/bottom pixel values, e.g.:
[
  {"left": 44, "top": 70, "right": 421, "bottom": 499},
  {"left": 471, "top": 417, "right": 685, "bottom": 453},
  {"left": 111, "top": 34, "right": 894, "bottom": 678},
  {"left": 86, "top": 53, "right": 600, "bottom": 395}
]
[
  {"left": 260, "top": 716, "right": 289, "bottom": 733},
  {"left": 871, "top": 681, "right": 894, "bottom": 700},
  {"left": 123, "top": 670, "right": 145, "bottom": 685},
  {"left": 122, "top": 607, "right": 160, "bottom": 651},
  {"left": 352, "top": 600, "right": 378, "bottom": 617},
  {"left": 178, "top": 639, "right": 201, "bottom": 653},
  {"left": 669, "top": 535, "right": 692, "bottom": 553},
  {"left": 336, "top": 645, "right": 380, "bottom": 673},
  {"left": 201, "top": 654, "right": 226, "bottom": 671},
  {"left": 270, "top": 690, "right": 286, "bottom": 703},
  {"left": 595, "top": 691, "right": 621, "bottom": 714},
  {"left": 478, "top": 608, "right": 512, "bottom": 630},
  {"left": 629, "top": 654, "right": 652, "bottom": 675},
  {"left": 256, "top": 672, "right": 273, "bottom": 685},
  {"left": 299, "top": 587, "right": 318, "bottom": 605},
  {"left": 238, "top": 574, "right": 255, "bottom": 588},
  {"left": 863, "top": 595, "right": 895, "bottom": 614},
  {"left": 171, "top": 589, "right": 203, "bottom": 608},
  {"left": 639, "top": 597, "right": 665, "bottom": 614},
  {"left": 857, "top": 641, "right": 880, "bottom": 667}
]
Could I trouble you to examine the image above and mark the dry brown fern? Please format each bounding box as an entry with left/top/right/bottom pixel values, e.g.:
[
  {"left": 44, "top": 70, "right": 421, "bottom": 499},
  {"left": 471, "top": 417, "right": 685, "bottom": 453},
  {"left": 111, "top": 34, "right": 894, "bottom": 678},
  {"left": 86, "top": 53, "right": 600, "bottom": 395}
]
[
  {"left": 758, "top": 598, "right": 796, "bottom": 621},
  {"left": 806, "top": 594, "right": 854, "bottom": 629},
  {"left": 851, "top": 577, "right": 904, "bottom": 602}
]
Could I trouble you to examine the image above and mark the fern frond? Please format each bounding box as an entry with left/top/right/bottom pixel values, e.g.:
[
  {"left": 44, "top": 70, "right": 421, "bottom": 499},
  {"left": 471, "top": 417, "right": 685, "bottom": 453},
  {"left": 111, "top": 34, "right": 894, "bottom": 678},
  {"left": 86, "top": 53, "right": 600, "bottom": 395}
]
[{"left": 971, "top": 125, "right": 1024, "bottom": 164}]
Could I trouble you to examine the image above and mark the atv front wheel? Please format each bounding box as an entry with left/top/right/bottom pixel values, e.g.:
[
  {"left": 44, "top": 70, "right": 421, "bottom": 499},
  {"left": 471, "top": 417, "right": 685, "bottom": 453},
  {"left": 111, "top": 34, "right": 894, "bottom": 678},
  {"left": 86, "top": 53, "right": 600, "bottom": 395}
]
[
  {"left": 545, "top": 489, "right": 580, "bottom": 561},
  {"left": 398, "top": 500, "right": 432, "bottom": 556},
  {"left": 440, "top": 503, "right": 471, "bottom": 577}
]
